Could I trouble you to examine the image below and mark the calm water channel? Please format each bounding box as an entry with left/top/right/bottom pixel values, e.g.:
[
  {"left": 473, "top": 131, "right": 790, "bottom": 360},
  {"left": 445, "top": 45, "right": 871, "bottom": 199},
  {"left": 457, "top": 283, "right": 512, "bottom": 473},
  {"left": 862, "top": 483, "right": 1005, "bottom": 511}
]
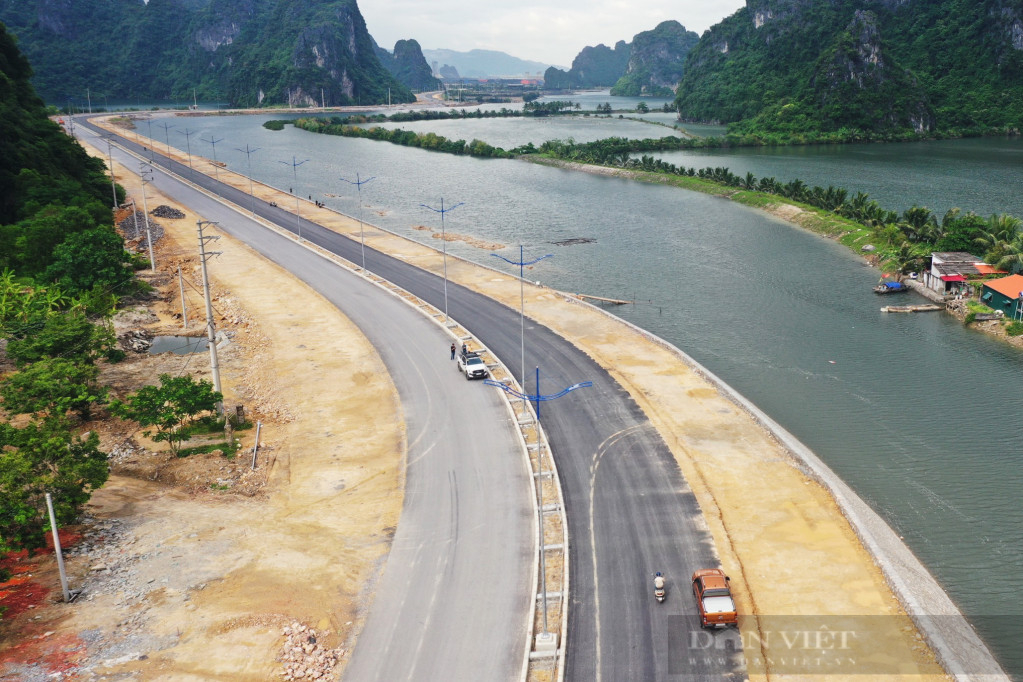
[{"left": 146, "top": 108, "right": 1023, "bottom": 676}]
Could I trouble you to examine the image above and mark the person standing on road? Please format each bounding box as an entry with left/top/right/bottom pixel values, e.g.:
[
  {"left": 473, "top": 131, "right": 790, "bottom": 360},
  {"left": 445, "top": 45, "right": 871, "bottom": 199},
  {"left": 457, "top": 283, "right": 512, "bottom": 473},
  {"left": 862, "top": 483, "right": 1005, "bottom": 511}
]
[
  {"left": 461, "top": 343, "right": 468, "bottom": 356},
  {"left": 450, "top": 342, "right": 456, "bottom": 360}
]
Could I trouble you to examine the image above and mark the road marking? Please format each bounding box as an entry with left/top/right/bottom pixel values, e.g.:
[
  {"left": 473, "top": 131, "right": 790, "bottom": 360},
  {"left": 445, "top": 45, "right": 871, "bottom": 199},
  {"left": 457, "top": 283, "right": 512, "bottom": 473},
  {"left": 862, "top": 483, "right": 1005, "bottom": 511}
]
[{"left": 588, "top": 424, "right": 646, "bottom": 682}]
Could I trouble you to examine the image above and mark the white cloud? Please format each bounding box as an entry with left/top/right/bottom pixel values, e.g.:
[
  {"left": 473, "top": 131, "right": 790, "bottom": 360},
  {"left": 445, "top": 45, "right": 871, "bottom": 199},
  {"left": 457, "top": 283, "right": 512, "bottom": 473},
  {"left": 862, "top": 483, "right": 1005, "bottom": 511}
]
[{"left": 361, "top": 0, "right": 746, "bottom": 66}]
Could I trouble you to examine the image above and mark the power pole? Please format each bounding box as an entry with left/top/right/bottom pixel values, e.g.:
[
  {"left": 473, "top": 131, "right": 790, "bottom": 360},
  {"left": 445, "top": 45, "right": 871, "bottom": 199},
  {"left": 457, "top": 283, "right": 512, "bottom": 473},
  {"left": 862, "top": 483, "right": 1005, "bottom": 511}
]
[
  {"left": 197, "top": 220, "right": 222, "bottom": 395},
  {"left": 178, "top": 266, "right": 188, "bottom": 330},
  {"left": 234, "top": 144, "right": 261, "bottom": 216},
  {"left": 104, "top": 136, "right": 118, "bottom": 208},
  {"left": 139, "top": 163, "right": 156, "bottom": 272}
]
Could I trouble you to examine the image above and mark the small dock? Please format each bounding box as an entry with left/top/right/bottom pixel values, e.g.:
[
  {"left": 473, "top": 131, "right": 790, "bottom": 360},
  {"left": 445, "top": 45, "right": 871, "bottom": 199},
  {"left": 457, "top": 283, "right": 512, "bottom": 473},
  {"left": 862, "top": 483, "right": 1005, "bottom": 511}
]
[
  {"left": 574, "top": 293, "right": 633, "bottom": 305},
  {"left": 881, "top": 304, "right": 943, "bottom": 313}
]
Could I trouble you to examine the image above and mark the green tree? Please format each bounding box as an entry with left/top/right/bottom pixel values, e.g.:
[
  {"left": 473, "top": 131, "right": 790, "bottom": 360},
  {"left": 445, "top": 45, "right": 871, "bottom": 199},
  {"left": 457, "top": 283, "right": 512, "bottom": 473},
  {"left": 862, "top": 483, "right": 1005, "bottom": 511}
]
[
  {"left": 900, "top": 206, "right": 939, "bottom": 243},
  {"left": 5, "top": 311, "right": 115, "bottom": 367},
  {"left": 935, "top": 210, "right": 986, "bottom": 253},
  {"left": 43, "top": 227, "right": 136, "bottom": 295},
  {"left": 974, "top": 213, "right": 1023, "bottom": 268},
  {"left": 636, "top": 101, "right": 650, "bottom": 113},
  {"left": 109, "top": 374, "right": 223, "bottom": 455},
  {"left": 882, "top": 242, "right": 930, "bottom": 281},
  {"left": 0, "top": 358, "right": 106, "bottom": 420},
  {"left": 992, "top": 232, "right": 1023, "bottom": 274},
  {"left": 0, "top": 419, "right": 109, "bottom": 572}
]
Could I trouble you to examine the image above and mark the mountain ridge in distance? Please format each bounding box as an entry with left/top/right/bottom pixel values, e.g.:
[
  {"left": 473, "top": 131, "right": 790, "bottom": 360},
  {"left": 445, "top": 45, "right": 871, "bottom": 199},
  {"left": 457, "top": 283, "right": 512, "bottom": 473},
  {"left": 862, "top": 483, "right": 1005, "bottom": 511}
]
[{"left": 421, "top": 48, "right": 561, "bottom": 78}]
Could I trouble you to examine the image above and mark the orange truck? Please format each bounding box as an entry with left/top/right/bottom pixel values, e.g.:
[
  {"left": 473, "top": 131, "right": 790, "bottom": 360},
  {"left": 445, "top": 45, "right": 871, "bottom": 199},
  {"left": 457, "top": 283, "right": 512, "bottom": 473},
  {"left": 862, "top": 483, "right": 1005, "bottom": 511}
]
[{"left": 691, "top": 568, "right": 738, "bottom": 628}]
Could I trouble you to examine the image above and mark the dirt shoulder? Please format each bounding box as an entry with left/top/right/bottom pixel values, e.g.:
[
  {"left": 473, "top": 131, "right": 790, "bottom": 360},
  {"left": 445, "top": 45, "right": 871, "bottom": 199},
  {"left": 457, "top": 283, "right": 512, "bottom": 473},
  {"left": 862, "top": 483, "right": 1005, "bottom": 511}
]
[
  {"left": 1, "top": 147, "right": 403, "bottom": 680},
  {"left": 2, "top": 118, "right": 963, "bottom": 681}
]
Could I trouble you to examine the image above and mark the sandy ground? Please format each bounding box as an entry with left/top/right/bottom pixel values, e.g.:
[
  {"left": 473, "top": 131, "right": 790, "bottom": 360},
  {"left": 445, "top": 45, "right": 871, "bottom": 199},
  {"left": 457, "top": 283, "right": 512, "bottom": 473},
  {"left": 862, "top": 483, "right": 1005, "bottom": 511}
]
[{"left": 0, "top": 118, "right": 954, "bottom": 681}]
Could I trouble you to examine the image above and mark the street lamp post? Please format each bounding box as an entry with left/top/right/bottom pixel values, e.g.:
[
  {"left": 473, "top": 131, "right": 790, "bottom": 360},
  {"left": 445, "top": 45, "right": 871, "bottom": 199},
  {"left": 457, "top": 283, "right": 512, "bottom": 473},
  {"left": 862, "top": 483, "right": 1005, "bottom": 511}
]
[
  {"left": 339, "top": 173, "right": 375, "bottom": 271},
  {"left": 420, "top": 198, "right": 464, "bottom": 323},
  {"left": 279, "top": 156, "right": 309, "bottom": 241},
  {"left": 234, "top": 144, "right": 261, "bottom": 216},
  {"left": 155, "top": 121, "right": 175, "bottom": 157},
  {"left": 144, "top": 117, "right": 156, "bottom": 161},
  {"left": 178, "top": 128, "right": 196, "bottom": 178},
  {"left": 201, "top": 135, "right": 224, "bottom": 183},
  {"left": 491, "top": 247, "right": 553, "bottom": 418},
  {"left": 485, "top": 369, "right": 591, "bottom": 642}
]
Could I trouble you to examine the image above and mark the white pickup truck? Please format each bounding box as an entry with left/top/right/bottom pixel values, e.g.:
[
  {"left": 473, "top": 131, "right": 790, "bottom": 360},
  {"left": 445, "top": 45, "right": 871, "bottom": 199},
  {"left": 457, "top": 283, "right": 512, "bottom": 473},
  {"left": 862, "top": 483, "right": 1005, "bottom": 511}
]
[{"left": 457, "top": 350, "right": 489, "bottom": 380}]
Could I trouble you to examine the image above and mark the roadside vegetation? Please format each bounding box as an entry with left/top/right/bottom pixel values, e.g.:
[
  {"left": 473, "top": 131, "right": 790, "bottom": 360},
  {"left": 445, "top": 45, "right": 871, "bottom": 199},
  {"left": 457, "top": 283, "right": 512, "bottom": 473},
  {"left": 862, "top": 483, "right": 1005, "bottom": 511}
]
[{"left": 0, "top": 25, "right": 235, "bottom": 586}]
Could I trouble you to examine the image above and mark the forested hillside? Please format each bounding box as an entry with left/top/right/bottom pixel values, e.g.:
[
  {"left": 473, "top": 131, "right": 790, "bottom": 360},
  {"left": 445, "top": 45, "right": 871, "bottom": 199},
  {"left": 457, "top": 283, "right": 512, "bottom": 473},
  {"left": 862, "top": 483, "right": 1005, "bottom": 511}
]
[
  {"left": 376, "top": 39, "right": 441, "bottom": 92},
  {"left": 0, "top": 0, "right": 414, "bottom": 107},
  {"left": 544, "top": 41, "right": 631, "bottom": 90},
  {"left": 0, "top": 22, "right": 128, "bottom": 563},
  {"left": 675, "top": 0, "right": 1023, "bottom": 136},
  {"left": 610, "top": 21, "right": 699, "bottom": 97}
]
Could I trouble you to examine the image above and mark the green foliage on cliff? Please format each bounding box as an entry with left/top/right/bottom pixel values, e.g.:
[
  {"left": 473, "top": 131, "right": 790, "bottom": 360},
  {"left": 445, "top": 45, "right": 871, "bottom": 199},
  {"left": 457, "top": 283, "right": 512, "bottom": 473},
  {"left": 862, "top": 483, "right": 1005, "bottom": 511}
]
[
  {"left": 0, "top": 22, "right": 134, "bottom": 297},
  {"left": 545, "top": 40, "right": 631, "bottom": 89},
  {"left": 0, "top": 0, "right": 414, "bottom": 107},
  {"left": 611, "top": 21, "right": 699, "bottom": 97},
  {"left": 675, "top": 0, "right": 1023, "bottom": 135},
  {"left": 0, "top": 26, "right": 120, "bottom": 566},
  {"left": 377, "top": 39, "right": 441, "bottom": 92}
]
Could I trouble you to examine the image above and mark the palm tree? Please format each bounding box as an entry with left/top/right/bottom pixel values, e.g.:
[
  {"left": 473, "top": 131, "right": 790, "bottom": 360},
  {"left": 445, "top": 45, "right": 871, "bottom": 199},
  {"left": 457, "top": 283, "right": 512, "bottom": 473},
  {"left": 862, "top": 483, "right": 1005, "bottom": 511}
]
[
  {"left": 883, "top": 242, "right": 929, "bottom": 281},
  {"left": 899, "top": 206, "right": 937, "bottom": 243},
  {"left": 993, "top": 232, "right": 1023, "bottom": 274},
  {"left": 783, "top": 179, "right": 807, "bottom": 201},
  {"left": 975, "top": 213, "right": 1023, "bottom": 266},
  {"left": 840, "top": 191, "right": 871, "bottom": 220}
]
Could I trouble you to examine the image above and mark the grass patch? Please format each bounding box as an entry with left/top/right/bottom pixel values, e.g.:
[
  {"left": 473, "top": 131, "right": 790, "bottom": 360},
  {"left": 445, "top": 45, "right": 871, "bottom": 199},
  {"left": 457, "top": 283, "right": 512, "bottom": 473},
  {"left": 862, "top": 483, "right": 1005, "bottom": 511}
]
[
  {"left": 966, "top": 300, "right": 995, "bottom": 314},
  {"left": 177, "top": 439, "right": 241, "bottom": 458},
  {"left": 181, "top": 416, "right": 253, "bottom": 438}
]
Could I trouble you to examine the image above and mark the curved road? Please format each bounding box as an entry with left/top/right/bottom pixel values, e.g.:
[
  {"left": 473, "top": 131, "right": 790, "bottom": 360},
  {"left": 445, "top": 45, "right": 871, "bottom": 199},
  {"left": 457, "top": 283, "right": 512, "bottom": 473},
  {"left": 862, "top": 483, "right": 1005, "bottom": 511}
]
[
  {"left": 76, "top": 119, "right": 534, "bottom": 680},
  {"left": 80, "top": 116, "right": 746, "bottom": 680}
]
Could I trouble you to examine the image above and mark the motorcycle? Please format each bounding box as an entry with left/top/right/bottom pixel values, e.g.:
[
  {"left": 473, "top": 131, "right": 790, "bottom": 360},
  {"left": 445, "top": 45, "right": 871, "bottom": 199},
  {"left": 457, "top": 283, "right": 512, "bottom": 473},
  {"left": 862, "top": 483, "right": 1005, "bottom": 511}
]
[{"left": 653, "top": 572, "right": 666, "bottom": 603}]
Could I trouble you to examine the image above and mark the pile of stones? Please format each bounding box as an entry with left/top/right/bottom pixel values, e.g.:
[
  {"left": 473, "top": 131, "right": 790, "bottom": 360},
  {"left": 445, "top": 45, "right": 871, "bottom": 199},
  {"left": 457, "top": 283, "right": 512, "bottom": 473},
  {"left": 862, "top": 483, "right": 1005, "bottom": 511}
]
[
  {"left": 150, "top": 205, "right": 185, "bottom": 219},
  {"left": 277, "top": 622, "right": 343, "bottom": 680},
  {"left": 118, "top": 329, "right": 154, "bottom": 353}
]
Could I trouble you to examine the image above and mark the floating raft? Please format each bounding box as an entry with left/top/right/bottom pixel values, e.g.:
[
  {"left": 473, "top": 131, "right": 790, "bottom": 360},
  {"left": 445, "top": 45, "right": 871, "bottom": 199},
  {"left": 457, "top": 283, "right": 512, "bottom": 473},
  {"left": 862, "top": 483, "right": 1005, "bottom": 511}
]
[{"left": 881, "top": 304, "right": 943, "bottom": 313}]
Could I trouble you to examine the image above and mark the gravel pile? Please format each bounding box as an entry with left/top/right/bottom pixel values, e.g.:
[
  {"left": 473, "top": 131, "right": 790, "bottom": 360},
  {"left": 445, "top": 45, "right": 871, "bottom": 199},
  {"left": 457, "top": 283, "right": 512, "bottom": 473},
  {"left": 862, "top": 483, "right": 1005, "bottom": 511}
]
[
  {"left": 107, "top": 437, "right": 146, "bottom": 465},
  {"left": 277, "top": 622, "right": 344, "bottom": 680},
  {"left": 118, "top": 329, "right": 153, "bottom": 353},
  {"left": 150, "top": 205, "right": 185, "bottom": 219},
  {"left": 117, "top": 211, "right": 164, "bottom": 250},
  {"left": 116, "top": 210, "right": 147, "bottom": 238},
  {"left": 59, "top": 516, "right": 183, "bottom": 678}
]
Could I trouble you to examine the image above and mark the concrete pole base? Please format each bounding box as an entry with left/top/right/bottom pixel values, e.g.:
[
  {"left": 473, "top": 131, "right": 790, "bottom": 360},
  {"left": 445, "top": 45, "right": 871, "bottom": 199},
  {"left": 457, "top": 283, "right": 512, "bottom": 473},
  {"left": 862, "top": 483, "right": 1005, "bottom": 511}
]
[{"left": 534, "top": 631, "right": 558, "bottom": 652}]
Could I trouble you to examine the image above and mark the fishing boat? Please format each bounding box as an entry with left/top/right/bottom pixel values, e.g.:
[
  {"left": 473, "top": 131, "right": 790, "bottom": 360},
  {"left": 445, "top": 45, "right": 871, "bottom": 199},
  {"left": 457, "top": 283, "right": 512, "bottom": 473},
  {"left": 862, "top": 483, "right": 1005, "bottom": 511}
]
[{"left": 873, "top": 281, "right": 908, "bottom": 294}]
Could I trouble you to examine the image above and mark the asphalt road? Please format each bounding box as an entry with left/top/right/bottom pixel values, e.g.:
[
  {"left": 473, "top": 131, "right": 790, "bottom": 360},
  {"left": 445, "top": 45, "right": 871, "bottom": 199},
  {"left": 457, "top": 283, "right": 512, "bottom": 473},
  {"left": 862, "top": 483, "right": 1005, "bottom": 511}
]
[
  {"left": 80, "top": 116, "right": 747, "bottom": 680},
  {"left": 76, "top": 119, "right": 534, "bottom": 681}
]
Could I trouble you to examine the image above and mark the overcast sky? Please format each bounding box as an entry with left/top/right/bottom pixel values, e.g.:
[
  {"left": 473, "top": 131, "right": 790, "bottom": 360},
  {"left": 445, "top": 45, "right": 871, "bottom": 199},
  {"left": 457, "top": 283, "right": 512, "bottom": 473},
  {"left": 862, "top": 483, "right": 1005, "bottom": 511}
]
[{"left": 361, "top": 0, "right": 747, "bottom": 67}]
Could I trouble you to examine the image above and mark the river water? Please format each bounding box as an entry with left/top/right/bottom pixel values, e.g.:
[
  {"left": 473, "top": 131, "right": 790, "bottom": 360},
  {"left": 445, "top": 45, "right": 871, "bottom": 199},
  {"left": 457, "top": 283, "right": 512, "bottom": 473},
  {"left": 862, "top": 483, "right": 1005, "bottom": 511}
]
[{"left": 146, "top": 108, "right": 1023, "bottom": 677}]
